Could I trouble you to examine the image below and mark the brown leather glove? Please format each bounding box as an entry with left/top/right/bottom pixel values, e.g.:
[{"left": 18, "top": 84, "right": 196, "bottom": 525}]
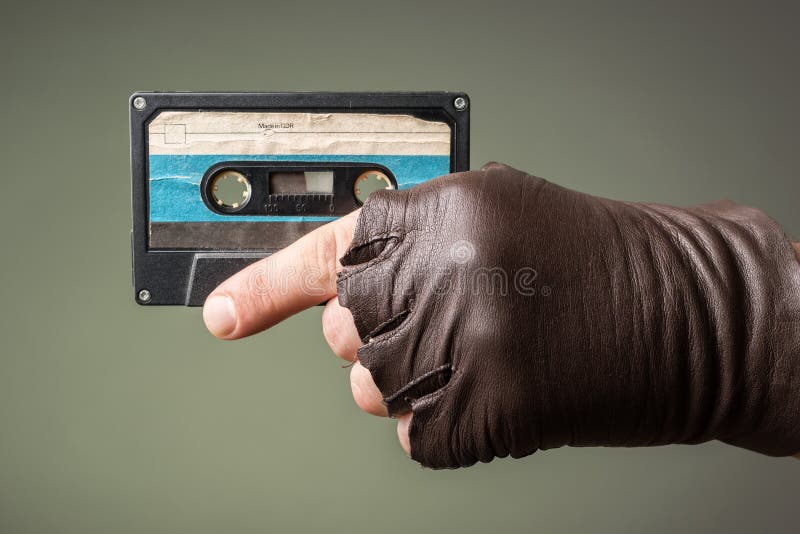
[{"left": 336, "top": 163, "right": 800, "bottom": 469}]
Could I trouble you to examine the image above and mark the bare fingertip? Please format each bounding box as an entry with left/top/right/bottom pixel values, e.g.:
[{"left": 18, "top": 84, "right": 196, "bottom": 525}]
[
  {"left": 350, "top": 363, "right": 388, "bottom": 417},
  {"left": 203, "top": 295, "right": 237, "bottom": 338},
  {"left": 397, "top": 413, "right": 412, "bottom": 455}
]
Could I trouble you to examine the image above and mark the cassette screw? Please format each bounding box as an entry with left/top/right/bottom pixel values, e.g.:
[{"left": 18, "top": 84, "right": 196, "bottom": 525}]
[
  {"left": 453, "top": 96, "right": 468, "bottom": 111},
  {"left": 138, "top": 289, "right": 152, "bottom": 303},
  {"left": 132, "top": 96, "right": 147, "bottom": 110}
]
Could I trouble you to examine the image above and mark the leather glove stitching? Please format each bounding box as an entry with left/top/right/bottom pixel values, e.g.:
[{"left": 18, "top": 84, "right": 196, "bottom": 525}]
[
  {"left": 365, "top": 307, "right": 412, "bottom": 343},
  {"left": 356, "top": 304, "right": 417, "bottom": 351},
  {"left": 339, "top": 233, "right": 403, "bottom": 267},
  {"left": 384, "top": 363, "right": 453, "bottom": 404},
  {"left": 337, "top": 240, "right": 405, "bottom": 282}
]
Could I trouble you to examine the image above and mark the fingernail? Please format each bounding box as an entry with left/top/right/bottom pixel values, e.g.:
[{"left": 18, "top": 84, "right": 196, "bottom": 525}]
[{"left": 203, "top": 295, "right": 237, "bottom": 337}]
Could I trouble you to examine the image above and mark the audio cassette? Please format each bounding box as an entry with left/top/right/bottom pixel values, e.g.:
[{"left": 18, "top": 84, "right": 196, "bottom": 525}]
[{"left": 130, "top": 92, "right": 470, "bottom": 305}]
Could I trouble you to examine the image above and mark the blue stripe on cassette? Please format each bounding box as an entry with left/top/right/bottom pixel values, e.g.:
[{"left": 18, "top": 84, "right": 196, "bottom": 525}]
[{"left": 149, "top": 154, "right": 450, "bottom": 223}]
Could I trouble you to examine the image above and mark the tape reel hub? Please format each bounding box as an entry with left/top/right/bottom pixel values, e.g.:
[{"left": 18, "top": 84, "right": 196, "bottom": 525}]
[
  {"left": 210, "top": 170, "right": 252, "bottom": 211},
  {"left": 354, "top": 170, "right": 394, "bottom": 205}
]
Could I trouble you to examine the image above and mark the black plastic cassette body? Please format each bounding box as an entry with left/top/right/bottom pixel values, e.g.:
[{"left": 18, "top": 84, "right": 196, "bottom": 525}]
[{"left": 130, "top": 92, "right": 470, "bottom": 305}]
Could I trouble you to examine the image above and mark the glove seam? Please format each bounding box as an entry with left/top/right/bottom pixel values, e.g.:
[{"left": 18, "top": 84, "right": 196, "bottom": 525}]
[
  {"left": 340, "top": 232, "right": 402, "bottom": 265},
  {"left": 337, "top": 231, "right": 416, "bottom": 282},
  {"left": 359, "top": 301, "right": 417, "bottom": 350},
  {"left": 365, "top": 307, "right": 413, "bottom": 343},
  {"left": 408, "top": 368, "right": 463, "bottom": 464},
  {"left": 384, "top": 363, "right": 453, "bottom": 404}
]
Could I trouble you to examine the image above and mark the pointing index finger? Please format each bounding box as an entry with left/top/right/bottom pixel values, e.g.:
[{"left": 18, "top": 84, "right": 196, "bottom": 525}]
[{"left": 203, "top": 210, "right": 359, "bottom": 339}]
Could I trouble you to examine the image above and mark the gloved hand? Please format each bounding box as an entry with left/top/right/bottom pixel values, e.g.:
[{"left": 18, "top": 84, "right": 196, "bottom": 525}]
[{"left": 335, "top": 163, "right": 800, "bottom": 468}]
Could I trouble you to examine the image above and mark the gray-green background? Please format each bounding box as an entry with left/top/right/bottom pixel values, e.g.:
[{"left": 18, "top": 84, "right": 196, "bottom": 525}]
[{"left": 1, "top": 1, "right": 797, "bottom": 532}]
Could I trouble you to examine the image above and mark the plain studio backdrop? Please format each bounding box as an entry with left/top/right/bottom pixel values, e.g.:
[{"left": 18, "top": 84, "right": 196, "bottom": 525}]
[{"left": 1, "top": 1, "right": 797, "bottom": 532}]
